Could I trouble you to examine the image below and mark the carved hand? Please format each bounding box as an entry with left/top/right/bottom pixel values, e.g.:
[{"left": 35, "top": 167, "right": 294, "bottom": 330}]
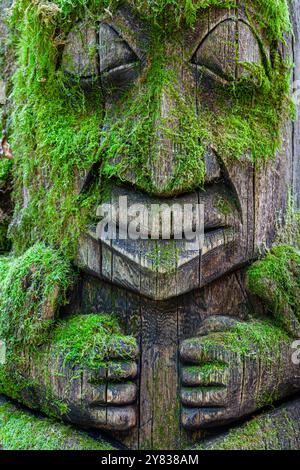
[
  {"left": 2, "top": 315, "right": 139, "bottom": 433},
  {"left": 180, "top": 316, "right": 300, "bottom": 430},
  {"left": 37, "top": 319, "right": 139, "bottom": 432},
  {"left": 47, "top": 335, "right": 139, "bottom": 432}
]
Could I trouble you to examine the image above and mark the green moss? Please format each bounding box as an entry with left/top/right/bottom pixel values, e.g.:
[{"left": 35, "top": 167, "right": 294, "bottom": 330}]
[
  {"left": 195, "top": 416, "right": 274, "bottom": 450},
  {"left": 197, "top": 319, "right": 289, "bottom": 358},
  {"left": 49, "top": 313, "right": 137, "bottom": 371},
  {"left": 9, "top": 1, "right": 106, "bottom": 258},
  {"left": 195, "top": 406, "right": 299, "bottom": 450},
  {"left": 0, "top": 159, "right": 12, "bottom": 183},
  {"left": 115, "top": 0, "right": 291, "bottom": 41},
  {"left": 0, "top": 243, "right": 73, "bottom": 348},
  {"left": 184, "top": 363, "right": 227, "bottom": 385},
  {"left": 247, "top": 245, "right": 300, "bottom": 333},
  {"left": 145, "top": 241, "right": 179, "bottom": 271},
  {"left": 0, "top": 399, "right": 115, "bottom": 450},
  {"left": 216, "top": 195, "right": 233, "bottom": 217}
]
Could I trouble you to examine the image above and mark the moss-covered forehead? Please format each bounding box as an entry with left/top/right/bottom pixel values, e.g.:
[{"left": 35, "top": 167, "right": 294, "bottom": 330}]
[{"left": 14, "top": 0, "right": 291, "bottom": 40}]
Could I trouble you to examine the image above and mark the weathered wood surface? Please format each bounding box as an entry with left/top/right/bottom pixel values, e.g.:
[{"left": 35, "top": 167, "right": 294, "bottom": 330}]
[
  {"left": 198, "top": 397, "right": 300, "bottom": 450},
  {"left": 1, "top": 0, "right": 300, "bottom": 451},
  {"left": 291, "top": 0, "right": 300, "bottom": 207}
]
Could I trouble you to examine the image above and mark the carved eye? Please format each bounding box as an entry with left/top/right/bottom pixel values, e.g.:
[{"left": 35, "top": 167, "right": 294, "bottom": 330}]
[
  {"left": 192, "top": 20, "right": 262, "bottom": 82},
  {"left": 99, "top": 23, "right": 138, "bottom": 74},
  {"left": 98, "top": 23, "right": 140, "bottom": 95},
  {"left": 61, "top": 21, "right": 139, "bottom": 90}
]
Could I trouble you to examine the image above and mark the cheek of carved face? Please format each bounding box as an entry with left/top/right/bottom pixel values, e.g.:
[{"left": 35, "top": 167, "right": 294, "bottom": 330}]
[{"left": 62, "top": 8, "right": 290, "bottom": 299}]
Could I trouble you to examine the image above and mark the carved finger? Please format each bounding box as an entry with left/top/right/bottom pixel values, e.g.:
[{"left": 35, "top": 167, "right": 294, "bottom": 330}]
[
  {"left": 91, "top": 361, "right": 138, "bottom": 381},
  {"left": 181, "top": 406, "right": 228, "bottom": 430},
  {"left": 196, "top": 316, "right": 239, "bottom": 337},
  {"left": 107, "top": 361, "right": 138, "bottom": 380},
  {"left": 89, "top": 383, "right": 137, "bottom": 405},
  {"left": 108, "top": 339, "right": 139, "bottom": 360},
  {"left": 180, "top": 339, "right": 231, "bottom": 364},
  {"left": 181, "top": 364, "right": 229, "bottom": 386},
  {"left": 90, "top": 405, "right": 137, "bottom": 431},
  {"left": 181, "top": 386, "right": 227, "bottom": 407},
  {"left": 106, "top": 405, "right": 137, "bottom": 431},
  {"left": 107, "top": 383, "right": 137, "bottom": 404},
  {"left": 90, "top": 361, "right": 138, "bottom": 383}
]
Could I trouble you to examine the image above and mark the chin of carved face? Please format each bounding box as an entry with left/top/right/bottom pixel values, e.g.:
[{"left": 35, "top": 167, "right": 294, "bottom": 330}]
[{"left": 70, "top": 6, "right": 286, "bottom": 300}]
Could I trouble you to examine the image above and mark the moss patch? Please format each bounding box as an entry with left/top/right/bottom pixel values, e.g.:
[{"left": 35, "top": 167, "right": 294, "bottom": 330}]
[
  {"left": 197, "top": 319, "right": 289, "bottom": 357},
  {"left": 247, "top": 245, "right": 300, "bottom": 335},
  {"left": 0, "top": 243, "right": 72, "bottom": 348},
  {"left": 0, "top": 398, "right": 115, "bottom": 450},
  {"left": 49, "top": 313, "right": 137, "bottom": 371},
  {"left": 196, "top": 406, "right": 297, "bottom": 450}
]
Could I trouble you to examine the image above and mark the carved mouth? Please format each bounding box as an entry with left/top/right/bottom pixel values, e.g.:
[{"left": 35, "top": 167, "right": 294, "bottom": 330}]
[
  {"left": 78, "top": 184, "right": 242, "bottom": 300},
  {"left": 100, "top": 185, "right": 239, "bottom": 240}
]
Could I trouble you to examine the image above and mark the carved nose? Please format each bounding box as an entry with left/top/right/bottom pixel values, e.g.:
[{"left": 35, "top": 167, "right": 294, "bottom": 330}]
[
  {"left": 148, "top": 90, "right": 177, "bottom": 194},
  {"left": 147, "top": 89, "right": 222, "bottom": 196}
]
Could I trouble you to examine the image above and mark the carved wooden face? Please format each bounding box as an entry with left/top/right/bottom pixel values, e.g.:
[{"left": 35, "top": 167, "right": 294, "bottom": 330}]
[{"left": 66, "top": 4, "right": 291, "bottom": 300}]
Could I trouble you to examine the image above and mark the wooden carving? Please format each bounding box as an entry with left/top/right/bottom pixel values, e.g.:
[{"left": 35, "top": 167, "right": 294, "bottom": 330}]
[{"left": 1, "top": 0, "right": 300, "bottom": 451}]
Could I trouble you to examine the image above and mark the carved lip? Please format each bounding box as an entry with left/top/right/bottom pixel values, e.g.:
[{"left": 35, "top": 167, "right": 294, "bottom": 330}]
[
  {"left": 79, "top": 183, "right": 241, "bottom": 299},
  {"left": 86, "top": 225, "right": 236, "bottom": 300},
  {"left": 98, "top": 184, "right": 240, "bottom": 240},
  {"left": 97, "top": 226, "right": 235, "bottom": 269}
]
